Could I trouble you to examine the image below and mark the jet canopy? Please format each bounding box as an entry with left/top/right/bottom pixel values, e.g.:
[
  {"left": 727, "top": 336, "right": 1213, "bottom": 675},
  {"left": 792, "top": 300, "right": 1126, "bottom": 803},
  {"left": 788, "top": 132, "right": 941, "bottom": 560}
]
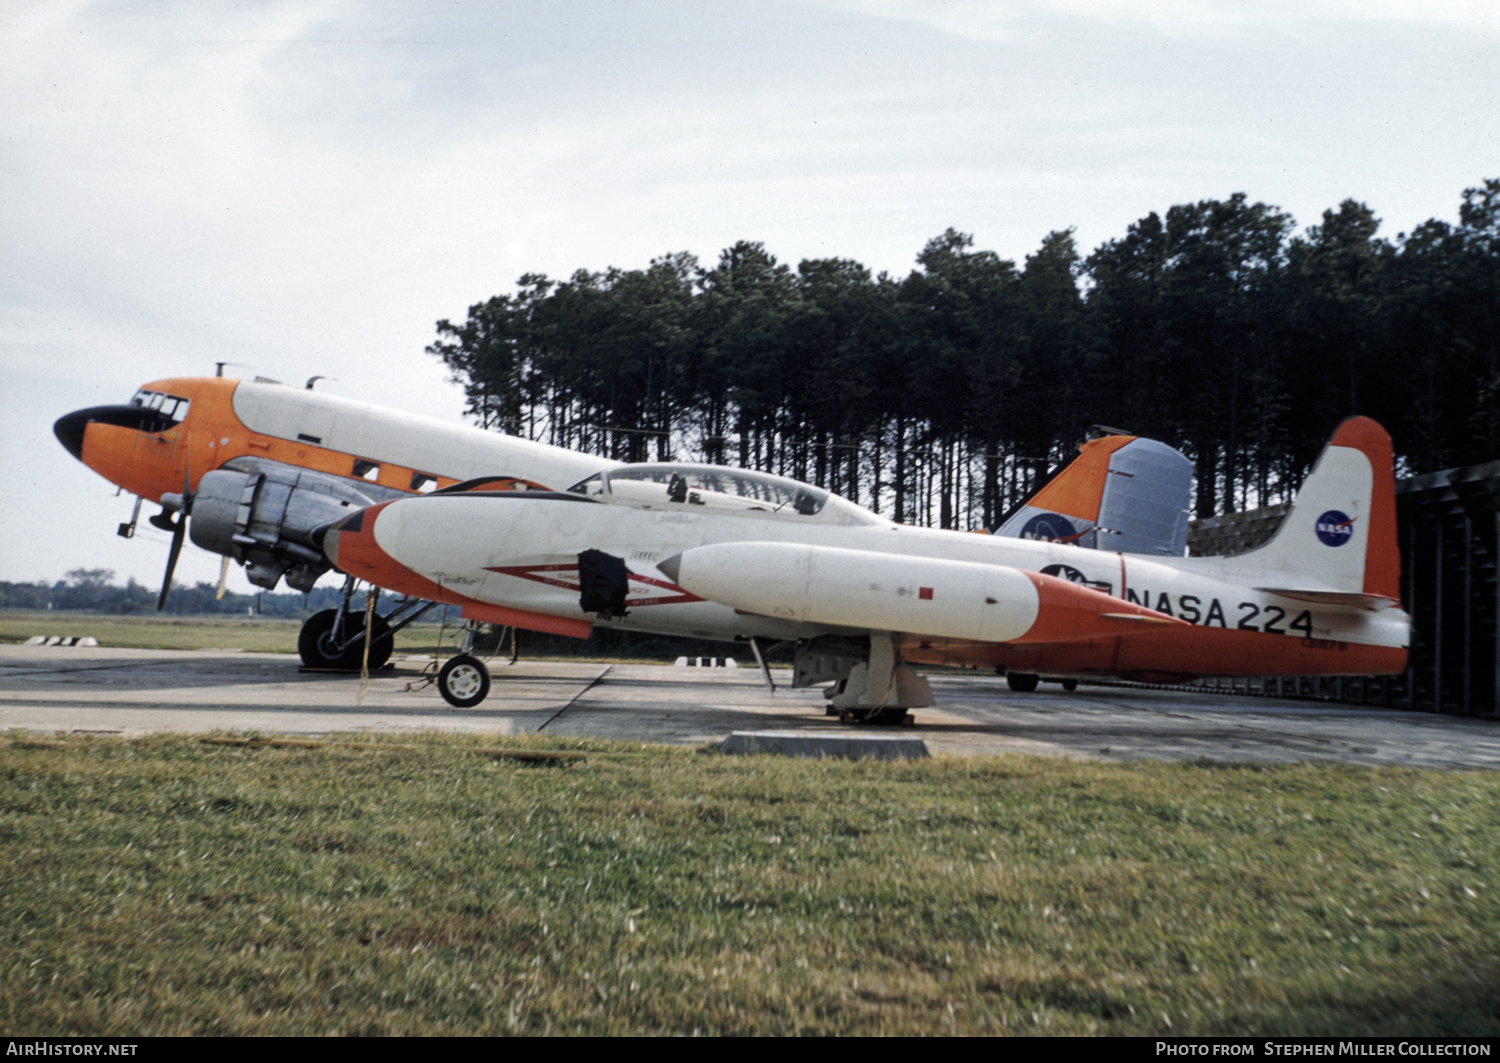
[{"left": 567, "top": 463, "right": 882, "bottom": 525}]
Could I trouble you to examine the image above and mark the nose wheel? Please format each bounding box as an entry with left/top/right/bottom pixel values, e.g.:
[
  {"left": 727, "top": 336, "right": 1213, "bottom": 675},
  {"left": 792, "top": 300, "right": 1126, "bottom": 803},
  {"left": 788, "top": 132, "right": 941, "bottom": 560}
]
[{"left": 438, "top": 654, "right": 491, "bottom": 708}]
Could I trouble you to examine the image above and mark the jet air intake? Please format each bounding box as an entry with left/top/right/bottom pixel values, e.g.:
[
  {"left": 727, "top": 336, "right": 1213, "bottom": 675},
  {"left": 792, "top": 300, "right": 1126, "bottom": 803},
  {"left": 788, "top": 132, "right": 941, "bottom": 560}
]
[{"left": 661, "top": 541, "right": 1179, "bottom": 643}]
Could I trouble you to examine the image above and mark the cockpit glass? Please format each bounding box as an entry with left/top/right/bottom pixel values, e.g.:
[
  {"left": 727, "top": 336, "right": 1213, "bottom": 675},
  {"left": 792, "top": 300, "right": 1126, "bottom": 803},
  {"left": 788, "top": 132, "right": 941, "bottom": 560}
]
[
  {"left": 567, "top": 463, "right": 829, "bottom": 517},
  {"left": 129, "top": 389, "right": 189, "bottom": 426}
]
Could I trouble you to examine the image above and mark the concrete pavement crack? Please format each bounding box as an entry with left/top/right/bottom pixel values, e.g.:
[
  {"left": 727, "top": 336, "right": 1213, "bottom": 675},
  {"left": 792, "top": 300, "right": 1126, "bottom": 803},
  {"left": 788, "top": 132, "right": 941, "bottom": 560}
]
[{"left": 535, "top": 665, "right": 613, "bottom": 732}]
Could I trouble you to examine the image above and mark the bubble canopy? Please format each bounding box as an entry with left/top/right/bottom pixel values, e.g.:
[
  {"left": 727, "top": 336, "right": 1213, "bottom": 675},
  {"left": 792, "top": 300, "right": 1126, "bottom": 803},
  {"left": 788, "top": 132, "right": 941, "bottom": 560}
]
[{"left": 566, "top": 463, "right": 882, "bottom": 525}]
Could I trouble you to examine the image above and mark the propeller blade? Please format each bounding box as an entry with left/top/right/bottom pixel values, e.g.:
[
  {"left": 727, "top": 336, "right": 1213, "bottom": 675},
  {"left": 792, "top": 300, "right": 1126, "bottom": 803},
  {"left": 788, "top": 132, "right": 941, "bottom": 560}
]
[
  {"left": 158, "top": 461, "right": 195, "bottom": 611},
  {"left": 158, "top": 516, "right": 186, "bottom": 610},
  {"left": 215, "top": 555, "right": 230, "bottom": 600}
]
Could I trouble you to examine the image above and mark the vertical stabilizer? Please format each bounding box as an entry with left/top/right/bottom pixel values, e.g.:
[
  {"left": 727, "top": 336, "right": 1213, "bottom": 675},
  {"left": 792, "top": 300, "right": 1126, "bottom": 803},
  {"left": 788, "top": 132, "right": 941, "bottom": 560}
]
[
  {"left": 995, "top": 435, "right": 1192, "bottom": 555},
  {"left": 1095, "top": 438, "right": 1193, "bottom": 555},
  {"left": 1222, "top": 416, "right": 1400, "bottom": 600}
]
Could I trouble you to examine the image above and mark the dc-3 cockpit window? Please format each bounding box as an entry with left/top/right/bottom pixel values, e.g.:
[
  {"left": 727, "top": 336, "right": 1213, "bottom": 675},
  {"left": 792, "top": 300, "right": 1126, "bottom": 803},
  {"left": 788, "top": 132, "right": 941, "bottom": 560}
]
[
  {"left": 566, "top": 463, "right": 882, "bottom": 525},
  {"left": 129, "top": 389, "right": 190, "bottom": 425}
]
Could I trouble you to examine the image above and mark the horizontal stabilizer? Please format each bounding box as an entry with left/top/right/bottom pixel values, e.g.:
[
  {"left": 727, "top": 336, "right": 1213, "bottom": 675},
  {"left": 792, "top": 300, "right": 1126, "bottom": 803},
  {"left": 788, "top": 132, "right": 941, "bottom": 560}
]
[{"left": 1256, "top": 588, "right": 1400, "bottom": 611}]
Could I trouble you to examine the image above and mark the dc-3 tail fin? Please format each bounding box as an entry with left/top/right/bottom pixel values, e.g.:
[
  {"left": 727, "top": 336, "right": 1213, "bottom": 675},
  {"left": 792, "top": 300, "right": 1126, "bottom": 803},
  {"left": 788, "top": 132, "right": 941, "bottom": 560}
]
[
  {"left": 1229, "top": 416, "right": 1401, "bottom": 602},
  {"left": 996, "top": 435, "right": 1193, "bottom": 556}
]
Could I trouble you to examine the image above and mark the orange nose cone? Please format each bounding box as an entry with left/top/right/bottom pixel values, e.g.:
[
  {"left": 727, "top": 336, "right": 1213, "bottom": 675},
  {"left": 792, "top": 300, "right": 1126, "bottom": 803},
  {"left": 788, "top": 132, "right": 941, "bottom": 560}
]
[
  {"left": 327, "top": 502, "right": 405, "bottom": 582},
  {"left": 326, "top": 501, "right": 480, "bottom": 608},
  {"left": 1017, "top": 571, "right": 1184, "bottom": 643}
]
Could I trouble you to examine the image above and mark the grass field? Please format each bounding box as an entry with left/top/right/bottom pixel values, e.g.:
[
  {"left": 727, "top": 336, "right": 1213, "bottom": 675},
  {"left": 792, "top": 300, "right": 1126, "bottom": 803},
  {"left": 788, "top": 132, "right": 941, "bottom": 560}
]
[
  {"left": 0, "top": 610, "right": 462, "bottom": 657},
  {"left": 1, "top": 732, "right": 1495, "bottom": 1036},
  {"left": 0, "top": 610, "right": 733, "bottom": 664}
]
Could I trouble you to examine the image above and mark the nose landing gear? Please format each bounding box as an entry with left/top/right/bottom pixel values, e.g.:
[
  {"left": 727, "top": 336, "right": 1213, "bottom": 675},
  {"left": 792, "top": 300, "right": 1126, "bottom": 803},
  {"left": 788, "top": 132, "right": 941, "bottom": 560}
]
[{"left": 437, "top": 654, "right": 491, "bottom": 708}]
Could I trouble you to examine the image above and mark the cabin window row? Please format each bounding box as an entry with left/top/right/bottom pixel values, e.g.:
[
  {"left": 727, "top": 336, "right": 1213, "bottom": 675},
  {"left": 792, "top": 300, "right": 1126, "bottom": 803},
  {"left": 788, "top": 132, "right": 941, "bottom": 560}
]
[{"left": 350, "top": 457, "right": 440, "bottom": 493}]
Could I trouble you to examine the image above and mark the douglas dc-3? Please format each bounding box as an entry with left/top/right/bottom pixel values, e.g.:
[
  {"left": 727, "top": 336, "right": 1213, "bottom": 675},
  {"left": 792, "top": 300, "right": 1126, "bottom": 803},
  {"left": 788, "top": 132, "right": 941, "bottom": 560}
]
[
  {"left": 55, "top": 375, "right": 1194, "bottom": 702},
  {"left": 318, "top": 416, "right": 1408, "bottom": 718},
  {"left": 54, "top": 374, "right": 618, "bottom": 669}
]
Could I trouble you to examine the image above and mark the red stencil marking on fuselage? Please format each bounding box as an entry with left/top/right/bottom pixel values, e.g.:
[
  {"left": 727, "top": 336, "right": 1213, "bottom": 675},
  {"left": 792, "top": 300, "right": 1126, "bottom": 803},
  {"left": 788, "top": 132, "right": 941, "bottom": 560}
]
[{"left": 486, "top": 563, "right": 703, "bottom": 607}]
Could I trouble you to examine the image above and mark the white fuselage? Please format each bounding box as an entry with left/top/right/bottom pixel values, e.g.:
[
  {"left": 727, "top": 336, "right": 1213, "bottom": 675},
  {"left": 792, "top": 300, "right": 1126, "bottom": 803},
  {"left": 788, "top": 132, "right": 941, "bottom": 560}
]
[{"left": 367, "top": 492, "right": 1408, "bottom": 654}]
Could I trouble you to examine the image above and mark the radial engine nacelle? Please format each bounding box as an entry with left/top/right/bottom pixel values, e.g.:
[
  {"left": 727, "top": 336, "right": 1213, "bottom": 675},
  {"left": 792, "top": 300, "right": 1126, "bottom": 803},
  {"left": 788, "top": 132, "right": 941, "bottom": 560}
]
[
  {"left": 188, "top": 459, "right": 402, "bottom": 592},
  {"left": 659, "top": 541, "right": 1179, "bottom": 644}
]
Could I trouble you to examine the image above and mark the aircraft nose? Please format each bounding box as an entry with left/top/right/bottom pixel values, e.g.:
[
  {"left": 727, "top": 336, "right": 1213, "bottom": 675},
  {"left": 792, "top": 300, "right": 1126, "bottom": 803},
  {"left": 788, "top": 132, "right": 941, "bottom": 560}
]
[
  {"left": 54, "top": 403, "right": 177, "bottom": 462},
  {"left": 317, "top": 507, "right": 370, "bottom": 570},
  {"left": 319, "top": 501, "right": 403, "bottom": 583},
  {"left": 53, "top": 409, "right": 90, "bottom": 461}
]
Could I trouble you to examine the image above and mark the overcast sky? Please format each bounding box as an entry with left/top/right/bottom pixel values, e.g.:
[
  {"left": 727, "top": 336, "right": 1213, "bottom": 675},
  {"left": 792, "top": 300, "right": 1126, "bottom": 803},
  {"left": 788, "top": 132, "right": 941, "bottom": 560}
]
[{"left": 2, "top": 0, "right": 1496, "bottom": 593}]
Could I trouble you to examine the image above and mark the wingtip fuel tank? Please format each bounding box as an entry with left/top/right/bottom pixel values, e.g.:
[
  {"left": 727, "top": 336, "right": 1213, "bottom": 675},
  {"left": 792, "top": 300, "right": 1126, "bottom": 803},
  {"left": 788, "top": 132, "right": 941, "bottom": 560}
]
[{"left": 664, "top": 541, "right": 1180, "bottom": 644}]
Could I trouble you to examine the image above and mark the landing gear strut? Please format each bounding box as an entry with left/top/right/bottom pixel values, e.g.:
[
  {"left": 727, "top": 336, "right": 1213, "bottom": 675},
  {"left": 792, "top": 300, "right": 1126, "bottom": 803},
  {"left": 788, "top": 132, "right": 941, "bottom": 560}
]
[
  {"left": 824, "top": 632, "right": 932, "bottom": 724},
  {"left": 295, "top": 576, "right": 437, "bottom": 670}
]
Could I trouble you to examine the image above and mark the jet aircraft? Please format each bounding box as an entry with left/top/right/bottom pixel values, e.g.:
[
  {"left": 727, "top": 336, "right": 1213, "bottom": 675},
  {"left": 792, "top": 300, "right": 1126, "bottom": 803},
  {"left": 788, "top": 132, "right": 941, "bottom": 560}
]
[{"left": 317, "top": 416, "right": 1408, "bottom": 717}]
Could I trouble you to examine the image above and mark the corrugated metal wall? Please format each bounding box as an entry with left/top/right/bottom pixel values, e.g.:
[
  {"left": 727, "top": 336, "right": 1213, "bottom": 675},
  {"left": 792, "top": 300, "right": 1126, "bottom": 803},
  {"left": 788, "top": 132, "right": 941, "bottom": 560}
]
[{"left": 1187, "top": 461, "right": 1500, "bottom": 718}]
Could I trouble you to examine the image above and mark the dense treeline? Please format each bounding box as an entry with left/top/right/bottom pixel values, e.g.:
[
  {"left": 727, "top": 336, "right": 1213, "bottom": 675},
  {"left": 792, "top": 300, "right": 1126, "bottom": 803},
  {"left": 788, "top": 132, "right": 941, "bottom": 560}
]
[
  {"left": 432, "top": 182, "right": 1500, "bottom": 527},
  {"left": 0, "top": 569, "right": 347, "bottom": 616}
]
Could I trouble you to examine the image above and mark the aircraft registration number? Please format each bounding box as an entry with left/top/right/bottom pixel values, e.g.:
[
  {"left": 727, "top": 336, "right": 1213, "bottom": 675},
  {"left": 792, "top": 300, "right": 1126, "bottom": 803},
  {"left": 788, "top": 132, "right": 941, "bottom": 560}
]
[{"left": 1125, "top": 589, "right": 1314, "bottom": 637}]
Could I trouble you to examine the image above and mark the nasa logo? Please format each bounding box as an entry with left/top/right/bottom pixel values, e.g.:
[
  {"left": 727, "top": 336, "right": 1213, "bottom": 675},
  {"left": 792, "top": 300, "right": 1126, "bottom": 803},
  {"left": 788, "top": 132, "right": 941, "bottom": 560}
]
[
  {"left": 1315, "top": 510, "right": 1355, "bottom": 547},
  {"left": 1020, "top": 512, "right": 1078, "bottom": 542},
  {"left": 1040, "top": 563, "right": 1113, "bottom": 595},
  {"left": 1041, "top": 563, "right": 1088, "bottom": 584}
]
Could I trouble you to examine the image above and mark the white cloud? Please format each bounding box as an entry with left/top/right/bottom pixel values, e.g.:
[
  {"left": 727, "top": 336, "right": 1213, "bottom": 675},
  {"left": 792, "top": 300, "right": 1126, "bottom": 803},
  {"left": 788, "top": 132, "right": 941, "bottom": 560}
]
[
  {"left": 831, "top": 0, "right": 1495, "bottom": 43},
  {"left": 1, "top": 0, "right": 1495, "bottom": 585}
]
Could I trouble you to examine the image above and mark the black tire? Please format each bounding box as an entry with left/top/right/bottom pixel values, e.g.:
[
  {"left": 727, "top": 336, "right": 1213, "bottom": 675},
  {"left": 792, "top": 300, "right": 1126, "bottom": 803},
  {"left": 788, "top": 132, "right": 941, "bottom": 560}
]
[
  {"left": 1059, "top": 678, "right": 1079, "bottom": 692},
  {"left": 438, "top": 655, "right": 490, "bottom": 708},
  {"left": 1006, "top": 672, "right": 1040, "bottom": 693},
  {"left": 299, "top": 610, "right": 359, "bottom": 669},
  {"left": 837, "top": 707, "right": 911, "bottom": 726},
  {"left": 298, "top": 610, "right": 394, "bottom": 671}
]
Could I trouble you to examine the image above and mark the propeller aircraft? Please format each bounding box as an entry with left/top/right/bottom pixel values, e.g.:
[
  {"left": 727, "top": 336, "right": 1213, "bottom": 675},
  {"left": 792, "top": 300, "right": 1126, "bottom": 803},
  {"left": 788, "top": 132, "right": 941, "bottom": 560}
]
[
  {"left": 56, "top": 375, "right": 1196, "bottom": 692},
  {"left": 54, "top": 375, "right": 616, "bottom": 668}
]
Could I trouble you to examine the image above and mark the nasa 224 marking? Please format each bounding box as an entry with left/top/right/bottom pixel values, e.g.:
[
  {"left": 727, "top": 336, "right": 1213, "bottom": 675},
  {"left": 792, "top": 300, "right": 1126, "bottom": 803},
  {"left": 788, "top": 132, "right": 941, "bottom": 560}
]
[{"left": 1125, "top": 589, "right": 1316, "bottom": 638}]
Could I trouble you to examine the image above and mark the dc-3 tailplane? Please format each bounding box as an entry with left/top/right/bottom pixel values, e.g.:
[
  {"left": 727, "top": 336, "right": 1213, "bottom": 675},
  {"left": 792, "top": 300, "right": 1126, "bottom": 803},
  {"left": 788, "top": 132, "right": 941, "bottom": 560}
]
[{"left": 320, "top": 416, "right": 1408, "bottom": 716}]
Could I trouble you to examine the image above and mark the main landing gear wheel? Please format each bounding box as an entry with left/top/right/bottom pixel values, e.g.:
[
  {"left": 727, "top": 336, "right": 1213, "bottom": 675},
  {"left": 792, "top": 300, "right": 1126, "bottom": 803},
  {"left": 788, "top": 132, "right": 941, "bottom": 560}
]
[
  {"left": 297, "top": 609, "right": 394, "bottom": 671},
  {"left": 1006, "top": 672, "right": 1040, "bottom": 693},
  {"left": 1059, "top": 678, "right": 1079, "bottom": 692},
  {"left": 438, "top": 654, "right": 491, "bottom": 708},
  {"left": 837, "top": 707, "right": 912, "bottom": 726}
]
